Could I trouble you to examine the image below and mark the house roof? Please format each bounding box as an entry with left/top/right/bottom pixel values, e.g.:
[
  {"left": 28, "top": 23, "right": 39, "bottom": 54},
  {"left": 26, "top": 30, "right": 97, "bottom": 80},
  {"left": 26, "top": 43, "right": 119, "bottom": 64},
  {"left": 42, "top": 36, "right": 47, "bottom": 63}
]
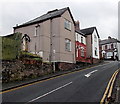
[
  {"left": 80, "top": 27, "right": 100, "bottom": 38},
  {"left": 100, "top": 38, "right": 120, "bottom": 45},
  {"left": 14, "top": 7, "right": 75, "bottom": 29},
  {"left": 75, "top": 29, "right": 86, "bottom": 37}
]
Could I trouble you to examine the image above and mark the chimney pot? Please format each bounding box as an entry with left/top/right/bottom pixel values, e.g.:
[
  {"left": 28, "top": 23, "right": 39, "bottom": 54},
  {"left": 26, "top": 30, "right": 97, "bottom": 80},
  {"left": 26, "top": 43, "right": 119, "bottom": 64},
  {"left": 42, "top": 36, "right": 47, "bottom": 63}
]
[{"left": 75, "top": 20, "right": 80, "bottom": 30}]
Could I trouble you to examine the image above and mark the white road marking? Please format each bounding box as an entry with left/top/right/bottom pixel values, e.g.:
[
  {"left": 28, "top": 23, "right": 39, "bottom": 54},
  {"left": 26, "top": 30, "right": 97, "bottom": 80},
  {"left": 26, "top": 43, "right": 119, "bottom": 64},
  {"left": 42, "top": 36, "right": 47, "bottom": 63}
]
[
  {"left": 85, "top": 70, "right": 98, "bottom": 78},
  {"left": 28, "top": 81, "right": 73, "bottom": 103}
]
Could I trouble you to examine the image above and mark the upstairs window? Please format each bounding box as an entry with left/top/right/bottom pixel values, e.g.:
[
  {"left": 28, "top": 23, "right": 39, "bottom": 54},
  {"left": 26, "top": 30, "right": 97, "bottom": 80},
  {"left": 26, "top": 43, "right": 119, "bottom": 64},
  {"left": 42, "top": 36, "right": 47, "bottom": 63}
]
[
  {"left": 64, "top": 19, "right": 71, "bottom": 31},
  {"left": 105, "top": 45, "right": 107, "bottom": 50},
  {"left": 81, "top": 37, "right": 83, "bottom": 44},
  {"left": 34, "top": 26, "right": 37, "bottom": 36},
  {"left": 34, "top": 25, "right": 40, "bottom": 36},
  {"left": 95, "top": 47, "right": 98, "bottom": 56},
  {"left": 102, "top": 45, "right": 105, "bottom": 50},
  {"left": 65, "top": 39, "right": 71, "bottom": 52},
  {"left": 108, "top": 44, "right": 111, "bottom": 49},
  {"left": 94, "top": 35, "right": 97, "bottom": 42},
  {"left": 111, "top": 44, "right": 113, "bottom": 49},
  {"left": 75, "top": 33, "right": 78, "bottom": 41}
]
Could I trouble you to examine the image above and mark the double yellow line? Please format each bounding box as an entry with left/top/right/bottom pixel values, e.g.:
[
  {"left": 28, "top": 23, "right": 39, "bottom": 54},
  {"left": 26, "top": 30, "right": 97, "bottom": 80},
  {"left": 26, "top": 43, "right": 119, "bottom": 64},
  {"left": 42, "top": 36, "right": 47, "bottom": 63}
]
[{"left": 100, "top": 69, "right": 120, "bottom": 104}]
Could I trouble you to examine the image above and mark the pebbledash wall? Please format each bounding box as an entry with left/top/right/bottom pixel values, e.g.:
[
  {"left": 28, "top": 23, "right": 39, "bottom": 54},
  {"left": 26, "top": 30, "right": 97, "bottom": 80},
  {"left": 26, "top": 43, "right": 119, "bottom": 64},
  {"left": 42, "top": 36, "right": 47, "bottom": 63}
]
[{"left": 14, "top": 7, "right": 76, "bottom": 64}]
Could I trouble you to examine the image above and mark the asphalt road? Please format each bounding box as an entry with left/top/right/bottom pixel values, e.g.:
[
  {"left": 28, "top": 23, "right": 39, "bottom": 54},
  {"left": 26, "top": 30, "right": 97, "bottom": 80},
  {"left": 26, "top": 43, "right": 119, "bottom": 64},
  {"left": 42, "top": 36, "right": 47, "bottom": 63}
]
[{"left": 2, "top": 61, "right": 120, "bottom": 103}]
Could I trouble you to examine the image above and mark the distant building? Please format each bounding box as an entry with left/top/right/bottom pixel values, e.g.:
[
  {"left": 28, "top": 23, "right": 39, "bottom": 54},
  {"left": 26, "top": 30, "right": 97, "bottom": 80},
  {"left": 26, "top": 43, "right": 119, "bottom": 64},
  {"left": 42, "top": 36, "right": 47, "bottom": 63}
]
[
  {"left": 99, "top": 36, "right": 120, "bottom": 60},
  {"left": 80, "top": 27, "right": 100, "bottom": 64},
  {"left": 14, "top": 7, "right": 76, "bottom": 64},
  {"left": 118, "top": 34, "right": 120, "bottom": 60}
]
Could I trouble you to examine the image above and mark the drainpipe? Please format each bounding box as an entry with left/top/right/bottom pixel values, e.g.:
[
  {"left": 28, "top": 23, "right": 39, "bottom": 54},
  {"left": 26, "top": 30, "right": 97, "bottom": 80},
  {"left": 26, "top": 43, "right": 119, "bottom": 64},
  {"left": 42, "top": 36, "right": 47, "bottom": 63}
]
[
  {"left": 50, "top": 18, "right": 55, "bottom": 72},
  {"left": 50, "top": 18, "right": 53, "bottom": 63}
]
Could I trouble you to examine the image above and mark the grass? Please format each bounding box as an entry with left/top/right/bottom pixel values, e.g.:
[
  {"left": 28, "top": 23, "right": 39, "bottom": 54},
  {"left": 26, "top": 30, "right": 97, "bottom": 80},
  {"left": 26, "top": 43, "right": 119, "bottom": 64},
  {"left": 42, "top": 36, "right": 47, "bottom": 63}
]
[{"left": 20, "top": 51, "right": 42, "bottom": 61}]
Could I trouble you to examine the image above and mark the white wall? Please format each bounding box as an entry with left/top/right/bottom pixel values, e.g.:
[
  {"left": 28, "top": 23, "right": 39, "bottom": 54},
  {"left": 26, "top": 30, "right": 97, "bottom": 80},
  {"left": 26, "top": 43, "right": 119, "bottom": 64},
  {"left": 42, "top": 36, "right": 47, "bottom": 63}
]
[
  {"left": 117, "top": 42, "right": 120, "bottom": 60},
  {"left": 92, "top": 30, "right": 100, "bottom": 59},
  {"left": 75, "top": 32, "right": 86, "bottom": 45}
]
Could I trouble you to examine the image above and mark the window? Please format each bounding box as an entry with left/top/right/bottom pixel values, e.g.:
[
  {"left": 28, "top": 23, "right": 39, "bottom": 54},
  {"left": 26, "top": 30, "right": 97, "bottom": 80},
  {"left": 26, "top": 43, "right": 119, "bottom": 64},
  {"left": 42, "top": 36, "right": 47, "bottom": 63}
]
[
  {"left": 102, "top": 45, "right": 105, "bottom": 50},
  {"left": 34, "top": 26, "right": 37, "bottom": 36},
  {"left": 81, "top": 37, "right": 83, "bottom": 43},
  {"left": 34, "top": 25, "right": 40, "bottom": 36},
  {"left": 105, "top": 45, "right": 107, "bottom": 50},
  {"left": 107, "top": 52, "right": 113, "bottom": 58},
  {"left": 64, "top": 19, "right": 71, "bottom": 30},
  {"left": 95, "top": 47, "right": 98, "bottom": 56},
  {"left": 108, "top": 44, "right": 111, "bottom": 49},
  {"left": 75, "top": 33, "right": 78, "bottom": 41},
  {"left": 78, "top": 35, "right": 81, "bottom": 42},
  {"left": 81, "top": 47, "right": 84, "bottom": 57},
  {"left": 76, "top": 48, "right": 78, "bottom": 57},
  {"left": 65, "top": 39, "right": 71, "bottom": 51},
  {"left": 114, "top": 43, "right": 117, "bottom": 48},
  {"left": 111, "top": 44, "right": 113, "bottom": 49},
  {"left": 94, "top": 35, "right": 97, "bottom": 42}
]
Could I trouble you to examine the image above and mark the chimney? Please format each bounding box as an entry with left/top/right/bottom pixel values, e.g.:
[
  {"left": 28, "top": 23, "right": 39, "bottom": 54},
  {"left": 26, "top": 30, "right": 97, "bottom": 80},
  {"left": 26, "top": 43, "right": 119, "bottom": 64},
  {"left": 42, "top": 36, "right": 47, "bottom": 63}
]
[
  {"left": 75, "top": 20, "right": 80, "bottom": 31},
  {"left": 108, "top": 36, "right": 111, "bottom": 39},
  {"left": 16, "top": 24, "right": 18, "bottom": 27}
]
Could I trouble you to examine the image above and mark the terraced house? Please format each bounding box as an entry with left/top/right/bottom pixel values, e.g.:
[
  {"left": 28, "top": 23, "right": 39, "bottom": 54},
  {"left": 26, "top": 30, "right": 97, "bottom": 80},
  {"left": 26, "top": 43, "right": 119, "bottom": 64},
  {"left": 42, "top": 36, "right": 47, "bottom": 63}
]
[
  {"left": 75, "top": 21, "right": 87, "bottom": 63},
  {"left": 75, "top": 21, "right": 100, "bottom": 64},
  {"left": 14, "top": 7, "right": 76, "bottom": 65},
  {"left": 99, "top": 36, "right": 120, "bottom": 60},
  {"left": 80, "top": 27, "right": 100, "bottom": 64}
]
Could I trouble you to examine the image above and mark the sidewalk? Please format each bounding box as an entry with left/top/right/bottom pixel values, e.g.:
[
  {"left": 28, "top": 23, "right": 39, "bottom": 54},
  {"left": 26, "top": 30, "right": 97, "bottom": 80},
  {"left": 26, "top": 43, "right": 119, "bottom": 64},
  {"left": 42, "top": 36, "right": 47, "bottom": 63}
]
[
  {"left": 1, "top": 61, "right": 107, "bottom": 92},
  {"left": 111, "top": 69, "right": 120, "bottom": 103}
]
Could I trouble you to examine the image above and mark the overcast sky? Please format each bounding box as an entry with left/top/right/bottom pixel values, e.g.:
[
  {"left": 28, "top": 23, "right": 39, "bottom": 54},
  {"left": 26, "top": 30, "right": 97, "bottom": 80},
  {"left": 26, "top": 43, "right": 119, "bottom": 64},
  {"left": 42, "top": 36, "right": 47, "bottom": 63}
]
[{"left": 0, "top": 0, "right": 119, "bottom": 40}]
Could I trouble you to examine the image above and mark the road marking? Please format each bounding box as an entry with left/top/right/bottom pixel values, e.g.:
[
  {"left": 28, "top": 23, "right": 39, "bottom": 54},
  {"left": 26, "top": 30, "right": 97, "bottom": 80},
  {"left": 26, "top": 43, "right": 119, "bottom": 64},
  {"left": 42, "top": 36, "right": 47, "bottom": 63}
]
[
  {"left": 27, "top": 81, "right": 73, "bottom": 103},
  {"left": 85, "top": 70, "right": 98, "bottom": 78},
  {"left": 0, "top": 62, "right": 110, "bottom": 94},
  {"left": 107, "top": 70, "right": 118, "bottom": 97},
  {"left": 100, "top": 69, "right": 119, "bottom": 104}
]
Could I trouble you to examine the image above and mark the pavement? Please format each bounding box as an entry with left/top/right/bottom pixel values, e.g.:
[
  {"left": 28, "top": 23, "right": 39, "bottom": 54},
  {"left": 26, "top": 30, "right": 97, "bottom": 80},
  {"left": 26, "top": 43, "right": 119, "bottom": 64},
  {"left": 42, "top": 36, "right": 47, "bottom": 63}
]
[
  {"left": 1, "top": 61, "right": 120, "bottom": 103},
  {"left": 111, "top": 66, "right": 120, "bottom": 103}
]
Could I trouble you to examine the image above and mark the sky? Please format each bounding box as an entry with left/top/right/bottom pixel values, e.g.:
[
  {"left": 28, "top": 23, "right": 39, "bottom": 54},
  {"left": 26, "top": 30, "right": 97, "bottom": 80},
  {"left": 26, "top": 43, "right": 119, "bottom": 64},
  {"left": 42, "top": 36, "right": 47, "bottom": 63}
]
[{"left": 0, "top": 0, "right": 119, "bottom": 40}]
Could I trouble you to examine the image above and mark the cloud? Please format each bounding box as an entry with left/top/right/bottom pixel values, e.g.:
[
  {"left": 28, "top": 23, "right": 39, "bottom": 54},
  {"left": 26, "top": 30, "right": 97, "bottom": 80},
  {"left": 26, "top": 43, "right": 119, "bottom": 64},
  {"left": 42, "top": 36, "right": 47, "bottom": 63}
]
[{"left": 0, "top": 0, "right": 118, "bottom": 40}]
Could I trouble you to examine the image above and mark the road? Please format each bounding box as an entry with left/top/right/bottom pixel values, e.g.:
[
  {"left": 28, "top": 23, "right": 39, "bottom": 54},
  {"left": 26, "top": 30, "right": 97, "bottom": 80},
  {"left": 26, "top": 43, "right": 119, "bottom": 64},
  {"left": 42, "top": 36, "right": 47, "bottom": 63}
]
[{"left": 2, "top": 61, "right": 120, "bottom": 103}]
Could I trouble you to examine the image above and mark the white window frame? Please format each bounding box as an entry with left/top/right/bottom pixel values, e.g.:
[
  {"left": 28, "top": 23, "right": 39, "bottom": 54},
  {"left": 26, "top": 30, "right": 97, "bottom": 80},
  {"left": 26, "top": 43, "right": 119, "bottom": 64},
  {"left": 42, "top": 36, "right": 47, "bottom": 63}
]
[
  {"left": 94, "top": 34, "right": 97, "bottom": 42},
  {"left": 95, "top": 47, "right": 98, "bottom": 56},
  {"left": 64, "top": 19, "right": 71, "bottom": 31},
  {"left": 75, "top": 33, "right": 78, "bottom": 41},
  {"left": 34, "top": 26, "right": 37, "bottom": 36},
  {"left": 34, "top": 25, "right": 40, "bottom": 36},
  {"left": 65, "top": 39, "right": 71, "bottom": 52},
  {"left": 81, "top": 36, "right": 83, "bottom": 44}
]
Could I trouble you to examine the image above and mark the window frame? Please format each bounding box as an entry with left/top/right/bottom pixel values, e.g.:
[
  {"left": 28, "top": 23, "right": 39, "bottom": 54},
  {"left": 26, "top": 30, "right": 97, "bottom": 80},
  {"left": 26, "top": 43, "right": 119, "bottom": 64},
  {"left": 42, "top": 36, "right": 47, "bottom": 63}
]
[
  {"left": 65, "top": 38, "right": 71, "bottom": 52},
  {"left": 81, "top": 47, "right": 85, "bottom": 57},
  {"left": 95, "top": 47, "right": 98, "bottom": 56},
  {"left": 64, "top": 19, "right": 71, "bottom": 31},
  {"left": 81, "top": 36, "right": 83, "bottom": 44},
  {"left": 34, "top": 25, "right": 40, "bottom": 36}
]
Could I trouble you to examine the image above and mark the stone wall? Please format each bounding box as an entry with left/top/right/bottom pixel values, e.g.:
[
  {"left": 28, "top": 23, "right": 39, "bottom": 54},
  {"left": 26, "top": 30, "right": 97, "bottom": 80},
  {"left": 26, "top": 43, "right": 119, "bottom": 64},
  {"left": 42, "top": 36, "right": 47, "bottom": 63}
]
[{"left": 2, "top": 60, "right": 52, "bottom": 83}]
